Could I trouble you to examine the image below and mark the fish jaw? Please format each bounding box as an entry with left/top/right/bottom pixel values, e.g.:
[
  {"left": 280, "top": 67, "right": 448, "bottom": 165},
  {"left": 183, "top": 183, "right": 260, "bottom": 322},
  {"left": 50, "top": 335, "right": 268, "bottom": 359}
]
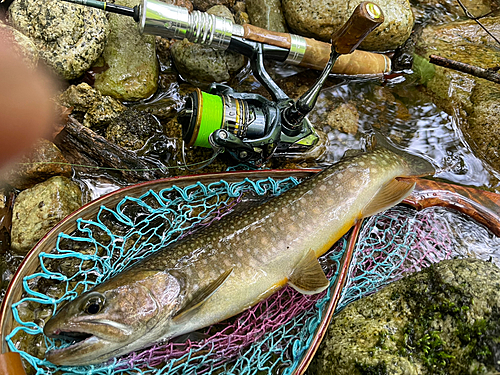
[
  {"left": 43, "top": 271, "right": 182, "bottom": 366},
  {"left": 45, "top": 332, "right": 115, "bottom": 366}
]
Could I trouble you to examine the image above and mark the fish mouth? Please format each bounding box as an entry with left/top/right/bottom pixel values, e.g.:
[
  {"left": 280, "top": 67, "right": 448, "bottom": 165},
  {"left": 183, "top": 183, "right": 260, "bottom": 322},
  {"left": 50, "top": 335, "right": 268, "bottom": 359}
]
[
  {"left": 49, "top": 329, "right": 93, "bottom": 342},
  {"left": 44, "top": 328, "right": 111, "bottom": 366}
]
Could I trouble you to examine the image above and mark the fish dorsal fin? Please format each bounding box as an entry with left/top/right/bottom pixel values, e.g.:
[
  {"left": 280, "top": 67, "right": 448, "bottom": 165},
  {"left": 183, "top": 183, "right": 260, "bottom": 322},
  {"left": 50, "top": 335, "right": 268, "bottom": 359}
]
[
  {"left": 288, "top": 249, "right": 329, "bottom": 295},
  {"left": 361, "top": 178, "right": 415, "bottom": 218},
  {"left": 173, "top": 268, "right": 233, "bottom": 322}
]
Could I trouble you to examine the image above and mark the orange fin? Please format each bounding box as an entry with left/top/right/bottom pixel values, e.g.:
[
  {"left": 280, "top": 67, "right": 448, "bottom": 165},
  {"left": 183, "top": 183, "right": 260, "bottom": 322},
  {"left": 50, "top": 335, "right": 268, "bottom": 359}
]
[
  {"left": 288, "top": 249, "right": 329, "bottom": 295},
  {"left": 361, "top": 178, "right": 415, "bottom": 218}
]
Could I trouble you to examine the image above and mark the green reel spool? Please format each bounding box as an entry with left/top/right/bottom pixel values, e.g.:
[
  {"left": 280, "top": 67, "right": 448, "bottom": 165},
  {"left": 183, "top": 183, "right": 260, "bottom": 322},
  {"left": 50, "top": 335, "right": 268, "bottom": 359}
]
[{"left": 180, "top": 88, "right": 223, "bottom": 148}]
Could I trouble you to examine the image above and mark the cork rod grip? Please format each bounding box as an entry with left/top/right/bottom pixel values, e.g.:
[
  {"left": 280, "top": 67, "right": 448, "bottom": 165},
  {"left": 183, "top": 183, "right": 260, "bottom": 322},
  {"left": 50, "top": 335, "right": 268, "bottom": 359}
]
[
  {"left": 242, "top": 24, "right": 391, "bottom": 75},
  {"left": 331, "top": 2, "right": 384, "bottom": 54}
]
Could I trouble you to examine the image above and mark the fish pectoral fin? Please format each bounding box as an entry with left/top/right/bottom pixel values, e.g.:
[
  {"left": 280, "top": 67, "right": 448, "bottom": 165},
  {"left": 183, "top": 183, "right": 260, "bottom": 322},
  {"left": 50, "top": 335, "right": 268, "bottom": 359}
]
[
  {"left": 172, "top": 268, "right": 233, "bottom": 322},
  {"left": 361, "top": 178, "right": 416, "bottom": 218},
  {"left": 288, "top": 249, "right": 329, "bottom": 295}
]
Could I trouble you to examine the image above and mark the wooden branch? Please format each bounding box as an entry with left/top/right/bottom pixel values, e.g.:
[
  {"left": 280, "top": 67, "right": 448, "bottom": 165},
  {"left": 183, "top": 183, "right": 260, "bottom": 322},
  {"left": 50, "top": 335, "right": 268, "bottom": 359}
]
[
  {"left": 429, "top": 54, "right": 500, "bottom": 84},
  {"left": 54, "top": 117, "right": 167, "bottom": 182}
]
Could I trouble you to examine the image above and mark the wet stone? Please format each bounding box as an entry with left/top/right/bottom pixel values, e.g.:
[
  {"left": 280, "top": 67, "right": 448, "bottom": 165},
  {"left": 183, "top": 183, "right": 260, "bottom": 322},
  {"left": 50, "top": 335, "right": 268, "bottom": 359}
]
[
  {"left": 411, "top": 0, "right": 493, "bottom": 24},
  {"left": 0, "top": 22, "right": 38, "bottom": 69},
  {"left": 11, "top": 176, "right": 82, "bottom": 254},
  {"left": 282, "top": 0, "right": 414, "bottom": 51},
  {"left": 466, "top": 82, "right": 500, "bottom": 173},
  {"left": 191, "top": 0, "right": 234, "bottom": 12},
  {"left": 0, "top": 139, "right": 72, "bottom": 190},
  {"left": 415, "top": 17, "right": 500, "bottom": 173},
  {"left": 8, "top": 0, "right": 108, "bottom": 80},
  {"left": 309, "top": 258, "right": 500, "bottom": 375},
  {"left": 93, "top": 0, "right": 159, "bottom": 101},
  {"left": 246, "top": 0, "right": 287, "bottom": 33},
  {"left": 58, "top": 83, "right": 126, "bottom": 130},
  {"left": 58, "top": 83, "right": 103, "bottom": 113},
  {"left": 325, "top": 102, "right": 359, "bottom": 135},
  {"left": 105, "top": 109, "right": 162, "bottom": 151},
  {"left": 170, "top": 6, "right": 246, "bottom": 85},
  {"left": 83, "top": 96, "right": 127, "bottom": 131}
]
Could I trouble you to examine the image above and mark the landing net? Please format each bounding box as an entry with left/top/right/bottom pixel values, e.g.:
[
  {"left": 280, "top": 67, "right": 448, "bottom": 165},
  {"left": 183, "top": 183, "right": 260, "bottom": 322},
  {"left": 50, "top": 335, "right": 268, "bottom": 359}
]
[{"left": 5, "top": 177, "right": 491, "bottom": 375}]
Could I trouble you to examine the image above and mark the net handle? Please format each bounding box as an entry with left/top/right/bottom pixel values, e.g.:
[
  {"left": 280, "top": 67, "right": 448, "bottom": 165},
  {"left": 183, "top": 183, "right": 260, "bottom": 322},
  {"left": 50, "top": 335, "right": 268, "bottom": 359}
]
[{"left": 401, "top": 177, "right": 500, "bottom": 237}]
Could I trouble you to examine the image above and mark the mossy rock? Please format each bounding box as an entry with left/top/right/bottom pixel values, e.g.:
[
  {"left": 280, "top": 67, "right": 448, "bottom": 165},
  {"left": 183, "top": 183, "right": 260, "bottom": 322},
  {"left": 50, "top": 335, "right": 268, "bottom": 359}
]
[{"left": 310, "top": 258, "right": 500, "bottom": 375}]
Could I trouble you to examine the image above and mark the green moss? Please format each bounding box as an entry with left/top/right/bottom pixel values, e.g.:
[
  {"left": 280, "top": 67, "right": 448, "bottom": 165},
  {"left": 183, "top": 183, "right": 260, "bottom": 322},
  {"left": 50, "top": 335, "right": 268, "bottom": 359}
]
[
  {"left": 395, "top": 264, "right": 500, "bottom": 374},
  {"left": 354, "top": 361, "right": 388, "bottom": 375}
]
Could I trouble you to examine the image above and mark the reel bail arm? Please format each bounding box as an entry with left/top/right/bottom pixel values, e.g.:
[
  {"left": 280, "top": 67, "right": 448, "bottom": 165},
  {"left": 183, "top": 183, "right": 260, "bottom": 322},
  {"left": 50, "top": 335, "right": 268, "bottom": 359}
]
[{"left": 282, "top": 2, "right": 384, "bottom": 134}]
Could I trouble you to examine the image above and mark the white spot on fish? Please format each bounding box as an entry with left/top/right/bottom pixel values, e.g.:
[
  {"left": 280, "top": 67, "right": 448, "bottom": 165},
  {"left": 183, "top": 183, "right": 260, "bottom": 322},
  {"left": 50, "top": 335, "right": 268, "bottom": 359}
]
[
  {"left": 312, "top": 207, "right": 321, "bottom": 215},
  {"left": 320, "top": 185, "right": 327, "bottom": 191}
]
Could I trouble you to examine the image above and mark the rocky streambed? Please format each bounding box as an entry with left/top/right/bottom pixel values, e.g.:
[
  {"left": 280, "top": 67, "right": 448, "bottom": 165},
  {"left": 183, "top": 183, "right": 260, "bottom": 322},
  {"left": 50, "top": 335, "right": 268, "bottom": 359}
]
[{"left": 1, "top": 0, "right": 500, "bottom": 373}]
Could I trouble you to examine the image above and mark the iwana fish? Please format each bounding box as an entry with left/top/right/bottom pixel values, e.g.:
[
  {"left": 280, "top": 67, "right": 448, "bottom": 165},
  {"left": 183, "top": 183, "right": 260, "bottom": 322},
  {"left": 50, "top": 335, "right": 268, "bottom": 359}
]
[{"left": 43, "top": 145, "right": 434, "bottom": 366}]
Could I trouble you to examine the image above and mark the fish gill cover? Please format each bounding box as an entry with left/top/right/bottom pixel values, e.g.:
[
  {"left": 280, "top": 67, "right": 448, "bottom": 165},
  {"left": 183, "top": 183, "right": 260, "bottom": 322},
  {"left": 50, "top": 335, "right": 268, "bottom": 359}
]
[{"left": 5, "top": 176, "right": 473, "bottom": 375}]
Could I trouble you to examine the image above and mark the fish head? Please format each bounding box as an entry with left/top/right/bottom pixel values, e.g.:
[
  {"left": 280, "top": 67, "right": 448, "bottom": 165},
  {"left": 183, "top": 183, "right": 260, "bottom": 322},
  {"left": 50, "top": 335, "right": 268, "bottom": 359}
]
[{"left": 43, "top": 270, "right": 182, "bottom": 366}]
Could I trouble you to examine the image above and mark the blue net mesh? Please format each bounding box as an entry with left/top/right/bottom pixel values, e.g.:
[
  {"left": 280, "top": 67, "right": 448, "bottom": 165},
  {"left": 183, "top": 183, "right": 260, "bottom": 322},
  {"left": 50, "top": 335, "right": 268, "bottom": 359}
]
[
  {"left": 5, "top": 176, "right": 349, "bottom": 374},
  {"left": 5, "top": 177, "right": 492, "bottom": 374}
]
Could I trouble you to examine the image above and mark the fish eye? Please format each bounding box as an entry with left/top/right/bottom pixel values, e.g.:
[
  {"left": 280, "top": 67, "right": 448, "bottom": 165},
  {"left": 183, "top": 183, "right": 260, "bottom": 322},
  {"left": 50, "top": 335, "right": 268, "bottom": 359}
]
[{"left": 83, "top": 293, "right": 105, "bottom": 315}]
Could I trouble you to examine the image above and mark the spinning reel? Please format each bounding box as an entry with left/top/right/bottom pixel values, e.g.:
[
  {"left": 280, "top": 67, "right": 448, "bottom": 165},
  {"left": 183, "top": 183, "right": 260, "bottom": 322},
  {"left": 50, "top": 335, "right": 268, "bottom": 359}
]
[
  {"left": 61, "top": 0, "right": 385, "bottom": 166},
  {"left": 177, "top": 2, "right": 384, "bottom": 165}
]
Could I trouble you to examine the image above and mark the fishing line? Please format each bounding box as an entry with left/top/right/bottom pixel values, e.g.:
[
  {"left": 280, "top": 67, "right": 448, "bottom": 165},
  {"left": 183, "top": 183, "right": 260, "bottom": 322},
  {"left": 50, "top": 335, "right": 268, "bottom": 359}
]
[{"left": 14, "top": 154, "right": 230, "bottom": 173}]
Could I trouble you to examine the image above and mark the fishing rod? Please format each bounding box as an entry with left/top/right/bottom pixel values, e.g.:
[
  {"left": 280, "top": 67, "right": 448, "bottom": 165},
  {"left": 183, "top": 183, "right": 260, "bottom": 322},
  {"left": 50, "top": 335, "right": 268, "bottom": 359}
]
[
  {"left": 62, "top": 0, "right": 385, "bottom": 166},
  {"left": 61, "top": 0, "right": 390, "bottom": 75}
]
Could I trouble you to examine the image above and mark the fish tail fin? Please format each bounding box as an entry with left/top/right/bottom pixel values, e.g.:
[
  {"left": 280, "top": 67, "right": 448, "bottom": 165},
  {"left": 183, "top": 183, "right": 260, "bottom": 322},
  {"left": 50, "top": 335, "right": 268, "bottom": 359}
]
[{"left": 371, "top": 131, "right": 435, "bottom": 177}]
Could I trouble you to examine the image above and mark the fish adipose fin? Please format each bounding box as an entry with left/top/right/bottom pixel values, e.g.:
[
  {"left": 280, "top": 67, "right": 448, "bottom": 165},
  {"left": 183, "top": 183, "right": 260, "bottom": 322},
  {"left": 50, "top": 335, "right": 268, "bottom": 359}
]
[
  {"left": 173, "top": 268, "right": 233, "bottom": 322},
  {"left": 288, "top": 249, "right": 329, "bottom": 295},
  {"left": 361, "top": 178, "right": 416, "bottom": 218}
]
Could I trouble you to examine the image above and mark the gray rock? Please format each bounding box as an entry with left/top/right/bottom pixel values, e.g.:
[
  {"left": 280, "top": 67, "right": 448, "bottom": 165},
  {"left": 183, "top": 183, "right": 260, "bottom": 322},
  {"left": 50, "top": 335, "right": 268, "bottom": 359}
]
[
  {"left": 414, "top": 17, "right": 500, "bottom": 172},
  {"left": 0, "top": 22, "right": 38, "bottom": 69},
  {"left": 170, "top": 6, "right": 246, "bottom": 85},
  {"left": 93, "top": 0, "right": 159, "bottom": 101},
  {"left": 246, "top": 0, "right": 287, "bottom": 33},
  {"left": 58, "top": 83, "right": 126, "bottom": 130},
  {"left": 8, "top": 0, "right": 108, "bottom": 80},
  {"left": 466, "top": 82, "right": 500, "bottom": 175},
  {"left": 83, "top": 96, "right": 127, "bottom": 131},
  {"left": 310, "top": 258, "right": 500, "bottom": 375},
  {"left": 411, "top": 0, "right": 493, "bottom": 24},
  {"left": 282, "top": 0, "right": 414, "bottom": 51},
  {"left": 105, "top": 109, "right": 162, "bottom": 151},
  {"left": 11, "top": 176, "right": 82, "bottom": 254},
  {"left": 58, "top": 83, "right": 103, "bottom": 113},
  {"left": 191, "top": 0, "right": 234, "bottom": 12},
  {"left": 233, "top": 1, "right": 250, "bottom": 25},
  {"left": 325, "top": 102, "right": 359, "bottom": 135},
  {"left": 0, "top": 139, "right": 72, "bottom": 190}
]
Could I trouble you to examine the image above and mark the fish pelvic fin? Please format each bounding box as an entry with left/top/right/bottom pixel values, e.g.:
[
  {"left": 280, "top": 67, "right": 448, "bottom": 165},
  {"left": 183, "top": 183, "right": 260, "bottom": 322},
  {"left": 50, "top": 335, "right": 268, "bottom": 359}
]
[
  {"left": 361, "top": 178, "right": 415, "bottom": 218},
  {"left": 172, "top": 268, "right": 233, "bottom": 322},
  {"left": 288, "top": 249, "right": 329, "bottom": 295}
]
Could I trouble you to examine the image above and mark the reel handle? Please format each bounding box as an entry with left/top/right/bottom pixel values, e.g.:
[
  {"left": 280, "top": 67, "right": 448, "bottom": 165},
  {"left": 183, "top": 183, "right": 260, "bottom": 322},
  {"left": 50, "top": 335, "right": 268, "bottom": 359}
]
[{"left": 331, "top": 2, "right": 384, "bottom": 54}]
